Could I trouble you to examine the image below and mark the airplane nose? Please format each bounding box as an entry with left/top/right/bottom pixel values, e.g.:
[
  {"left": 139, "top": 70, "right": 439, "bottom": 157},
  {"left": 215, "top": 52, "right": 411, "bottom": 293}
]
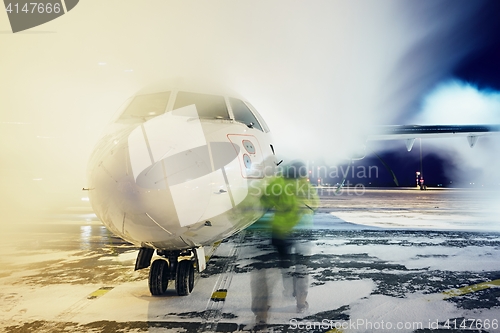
[
  {"left": 88, "top": 138, "right": 184, "bottom": 246},
  {"left": 89, "top": 104, "right": 239, "bottom": 245},
  {"left": 127, "top": 105, "right": 248, "bottom": 228},
  {"left": 89, "top": 101, "right": 264, "bottom": 248}
]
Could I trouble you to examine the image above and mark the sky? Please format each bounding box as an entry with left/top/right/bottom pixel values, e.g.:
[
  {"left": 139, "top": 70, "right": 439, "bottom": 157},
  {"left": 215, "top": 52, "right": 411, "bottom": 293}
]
[{"left": 1, "top": 0, "right": 500, "bottom": 222}]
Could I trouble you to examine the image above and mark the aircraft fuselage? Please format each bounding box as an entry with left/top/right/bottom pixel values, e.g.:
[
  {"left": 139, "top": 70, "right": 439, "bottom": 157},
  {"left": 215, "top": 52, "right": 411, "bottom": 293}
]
[{"left": 87, "top": 90, "right": 276, "bottom": 251}]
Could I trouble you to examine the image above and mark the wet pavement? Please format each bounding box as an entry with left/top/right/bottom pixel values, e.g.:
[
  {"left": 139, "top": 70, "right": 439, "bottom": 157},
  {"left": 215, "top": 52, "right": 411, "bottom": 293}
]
[{"left": 1, "top": 188, "right": 500, "bottom": 332}]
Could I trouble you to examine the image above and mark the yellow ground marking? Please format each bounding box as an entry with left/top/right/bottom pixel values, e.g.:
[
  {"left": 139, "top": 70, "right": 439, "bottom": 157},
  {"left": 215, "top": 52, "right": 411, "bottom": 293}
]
[
  {"left": 442, "top": 279, "right": 500, "bottom": 299},
  {"left": 205, "top": 240, "right": 223, "bottom": 262},
  {"left": 326, "top": 329, "right": 343, "bottom": 333},
  {"left": 210, "top": 289, "right": 227, "bottom": 301},
  {"left": 87, "top": 287, "right": 114, "bottom": 299}
]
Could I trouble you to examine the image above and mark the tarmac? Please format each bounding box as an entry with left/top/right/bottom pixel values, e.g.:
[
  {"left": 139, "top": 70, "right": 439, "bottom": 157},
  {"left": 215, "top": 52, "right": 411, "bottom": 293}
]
[{"left": 1, "top": 188, "right": 500, "bottom": 332}]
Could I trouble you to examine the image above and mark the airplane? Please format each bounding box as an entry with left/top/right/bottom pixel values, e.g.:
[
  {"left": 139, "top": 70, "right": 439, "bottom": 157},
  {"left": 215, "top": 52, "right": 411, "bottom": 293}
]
[
  {"left": 87, "top": 88, "right": 500, "bottom": 296},
  {"left": 87, "top": 89, "right": 278, "bottom": 296}
]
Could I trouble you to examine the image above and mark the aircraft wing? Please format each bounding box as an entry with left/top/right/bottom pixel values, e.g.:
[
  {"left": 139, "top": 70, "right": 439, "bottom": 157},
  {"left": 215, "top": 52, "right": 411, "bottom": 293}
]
[{"left": 367, "top": 124, "right": 500, "bottom": 150}]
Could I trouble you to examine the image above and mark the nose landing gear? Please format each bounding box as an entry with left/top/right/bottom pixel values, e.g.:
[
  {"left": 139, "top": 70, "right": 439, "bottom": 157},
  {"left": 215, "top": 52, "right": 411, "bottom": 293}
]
[{"left": 136, "top": 247, "right": 204, "bottom": 296}]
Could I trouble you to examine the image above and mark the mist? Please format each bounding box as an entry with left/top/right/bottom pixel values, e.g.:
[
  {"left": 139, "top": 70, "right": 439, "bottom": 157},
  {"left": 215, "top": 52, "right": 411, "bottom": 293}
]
[
  {"left": 410, "top": 80, "right": 500, "bottom": 186},
  {"left": 1, "top": 1, "right": 498, "bottom": 224}
]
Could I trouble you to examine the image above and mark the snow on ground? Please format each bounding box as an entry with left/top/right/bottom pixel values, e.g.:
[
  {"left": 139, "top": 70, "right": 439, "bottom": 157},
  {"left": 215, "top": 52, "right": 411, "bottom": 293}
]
[
  {"left": 323, "top": 188, "right": 500, "bottom": 232},
  {"left": 346, "top": 293, "right": 462, "bottom": 333},
  {"left": 1, "top": 189, "right": 500, "bottom": 332},
  {"left": 312, "top": 241, "right": 500, "bottom": 272}
]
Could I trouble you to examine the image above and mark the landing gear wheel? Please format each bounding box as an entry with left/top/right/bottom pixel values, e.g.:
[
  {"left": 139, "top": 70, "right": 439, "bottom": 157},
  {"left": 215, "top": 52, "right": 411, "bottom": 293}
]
[
  {"left": 149, "top": 259, "right": 169, "bottom": 296},
  {"left": 176, "top": 260, "right": 194, "bottom": 296}
]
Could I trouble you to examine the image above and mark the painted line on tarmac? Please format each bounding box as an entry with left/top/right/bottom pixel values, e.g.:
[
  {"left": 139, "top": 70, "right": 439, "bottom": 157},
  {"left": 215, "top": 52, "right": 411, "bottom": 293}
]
[
  {"left": 56, "top": 286, "right": 115, "bottom": 321},
  {"left": 87, "top": 286, "right": 114, "bottom": 299},
  {"left": 204, "top": 240, "right": 223, "bottom": 263},
  {"left": 200, "top": 231, "right": 245, "bottom": 333},
  {"left": 210, "top": 289, "right": 228, "bottom": 301},
  {"left": 442, "top": 279, "right": 500, "bottom": 299}
]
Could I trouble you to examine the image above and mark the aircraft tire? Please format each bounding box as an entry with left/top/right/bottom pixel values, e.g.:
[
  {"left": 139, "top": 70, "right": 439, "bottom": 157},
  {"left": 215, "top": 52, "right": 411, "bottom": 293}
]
[
  {"left": 149, "top": 259, "right": 169, "bottom": 296},
  {"left": 176, "top": 260, "right": 194, "bottom": 296}
]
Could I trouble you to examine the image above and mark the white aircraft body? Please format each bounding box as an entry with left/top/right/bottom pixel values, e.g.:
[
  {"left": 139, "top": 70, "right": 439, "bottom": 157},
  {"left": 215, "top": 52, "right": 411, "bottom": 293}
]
[
  {"left": 87, "top": 90, "right": 277, "bottom": 295},
  {"left": 87, "top": 89, "right": 500, "bottom": 296}
]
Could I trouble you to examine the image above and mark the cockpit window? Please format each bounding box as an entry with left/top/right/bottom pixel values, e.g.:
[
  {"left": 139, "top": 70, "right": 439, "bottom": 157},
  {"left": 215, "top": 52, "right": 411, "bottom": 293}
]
[
  {"left": 174, "top": 92, "right": 230, "bottom": 119},
  {"left": 118, "top": 92, "right": 170, "bottom": 122},
  {"left": 245, "top": 101, "right": 270, "bottom": 132},
  {"left": 229, "top": 97, "right": 263, "bottom": 131}
]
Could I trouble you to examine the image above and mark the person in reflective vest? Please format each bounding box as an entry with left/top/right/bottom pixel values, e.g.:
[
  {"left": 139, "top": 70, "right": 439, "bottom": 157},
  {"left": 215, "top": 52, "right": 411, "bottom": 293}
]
[{"left": 252, "top": 161, "right": 319, "bottom": 322}]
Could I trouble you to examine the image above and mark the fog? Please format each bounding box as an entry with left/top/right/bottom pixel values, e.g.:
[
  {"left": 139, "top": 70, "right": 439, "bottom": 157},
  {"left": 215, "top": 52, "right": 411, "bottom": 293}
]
[
  {"left": 410, "top": 81, "right": 500, "bottom": 188},
  {"left": 1, "top": 1, "right": 498, "bottom": 223}
]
